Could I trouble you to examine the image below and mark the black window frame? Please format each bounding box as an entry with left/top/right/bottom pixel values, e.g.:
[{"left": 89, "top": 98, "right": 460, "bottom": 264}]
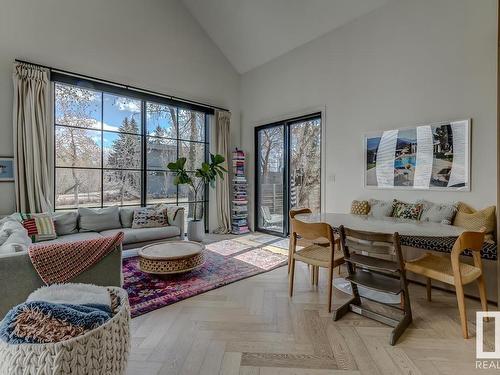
[
  {"left": 254, "top": 112, "right": 322, "bottom": 237},
  {"left": 52, "top": 73, "right": 211, "bottom": 231}
]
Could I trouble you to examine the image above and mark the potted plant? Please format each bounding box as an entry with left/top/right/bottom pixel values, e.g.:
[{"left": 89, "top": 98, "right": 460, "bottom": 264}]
[{"left": 167, "top": 154, "right": 227, "bottom": 241}]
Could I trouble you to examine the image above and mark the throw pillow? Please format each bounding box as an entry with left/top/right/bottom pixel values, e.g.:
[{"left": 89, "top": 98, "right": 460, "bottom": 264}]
[
  {"left": 351, "top": 200, "right": 370, "bottom": 215},
  {"left": 119, "top": 207, "right": 136, "bottom": 228},
  {"left": 78, "top": 206, "right": 121, "bottom": 232},
  {"left": 154, "top": 204, "right": 186, "bottom": 225},
  {"left": 19, "top": 213, "right": 57, "bottom": 242},
  {"left": 453, "top": 203, "right": 496, "bottom": 240},
  {"left": 418, "top": 200, "right": 458, "bottom": 225},
  {"left": 51, "top": 211, "right": 78, "bottom": 235},
  {"left": 368, "top": 199, "right": 394, "bottom": 218},
  {"left": 0, "top": 217, "right": 32, "bottom": 253},
  {"left": 132, "top": 207, "right": 169, "bottom": 229},
  {"left": 392, "top": 200, "right": 423, "bottom": 220}
]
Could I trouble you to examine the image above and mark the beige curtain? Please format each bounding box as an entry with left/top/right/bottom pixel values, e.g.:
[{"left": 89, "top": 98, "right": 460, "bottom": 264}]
[
  {"left": 213, "top": 110, "right": 232, "bottom": 234},
  {"left": 13, "top": 62, "right": 52, "bottom": 213}
]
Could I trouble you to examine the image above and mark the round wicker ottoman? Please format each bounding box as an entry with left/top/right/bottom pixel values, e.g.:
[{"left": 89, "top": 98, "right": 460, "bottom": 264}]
[
  {"left": 139, "top": 241, "right": 205, "bottom": 275},
  {"left": 0, "top": 287, "right": 130, "bottom": 375}
]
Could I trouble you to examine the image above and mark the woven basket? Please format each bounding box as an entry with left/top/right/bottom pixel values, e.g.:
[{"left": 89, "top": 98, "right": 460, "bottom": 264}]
[{"left": 0, "top": 287, "right": 130, "bottom": 375}]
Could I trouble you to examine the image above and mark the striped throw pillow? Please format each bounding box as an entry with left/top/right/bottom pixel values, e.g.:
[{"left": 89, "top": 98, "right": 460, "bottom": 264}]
[{"left": 20, "top": 213, "right": 57, "bottom": 242}]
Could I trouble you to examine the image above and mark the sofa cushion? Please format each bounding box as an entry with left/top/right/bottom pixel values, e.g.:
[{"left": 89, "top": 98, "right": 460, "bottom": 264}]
[
  {"left": 52, "top": 211, "right": 78, "bottom": 235},
  {"left": 119, "top": 207, "right": 137, "bottom": 228},
  {"left": 131, "top": 207, "right": 168, "bottom": 229},
  {"left": 392, "top": 200, "right": 423, "bottom": 220},
  {"left": 368, "top": 199, "right": 394, "bottom": 218},
  {"left": 41, "top": 232, "right": 104, "bottom": 245},
  {"left": 0, "top": 217, "right": 31, "bottom": 254},
  {"left": 0, "top": 231, "right": 31, "bottom": 254},
  {"left": 100, "top": 226, "right": 180, "bottom": 245},
  {"left": 78, "top": 207, "right": 121, "bottom": 232},
  {"left": 418, "top": 200, "right": 458, "bottom": 225},
  {"left": 154, "top": 204, "right": 183, "bottom": 225}
]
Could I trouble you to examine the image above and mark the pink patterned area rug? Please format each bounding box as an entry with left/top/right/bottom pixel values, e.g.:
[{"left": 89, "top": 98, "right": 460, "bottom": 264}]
[{"left": 123, "top": 233, "right": 287, "bottom": 318}]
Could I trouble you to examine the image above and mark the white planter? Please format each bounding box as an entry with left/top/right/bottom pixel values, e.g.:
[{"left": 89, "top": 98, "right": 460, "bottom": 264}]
[{"left": 187, "top": 220, "right": 205, "bottom": 242}]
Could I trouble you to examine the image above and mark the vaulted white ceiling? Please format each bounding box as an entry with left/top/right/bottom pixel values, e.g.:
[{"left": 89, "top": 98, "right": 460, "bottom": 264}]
[{"left": 182, "top": 0, "right": 391, "bottom": 74}]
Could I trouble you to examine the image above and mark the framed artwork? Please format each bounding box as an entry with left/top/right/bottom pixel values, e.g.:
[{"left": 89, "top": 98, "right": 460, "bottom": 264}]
[
  {"left": 364, "top": 119, "right": 470, "bottom": 191},
  {"left": 0, "top": 157, "right": 15, "bottom": 182}
]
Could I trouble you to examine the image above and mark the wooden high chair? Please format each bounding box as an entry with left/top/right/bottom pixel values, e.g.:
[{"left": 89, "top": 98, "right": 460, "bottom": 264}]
[
  {"left": 405, "top": 230, "right": 487, "bottom": 339},
  {"left": 334, "top": 226, "right": 412, "bottom": 345}
]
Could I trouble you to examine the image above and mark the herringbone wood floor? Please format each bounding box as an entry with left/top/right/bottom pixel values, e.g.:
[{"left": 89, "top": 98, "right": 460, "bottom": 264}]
[{"left": 128, "top": 239, "right": 497, "bottom": 375}]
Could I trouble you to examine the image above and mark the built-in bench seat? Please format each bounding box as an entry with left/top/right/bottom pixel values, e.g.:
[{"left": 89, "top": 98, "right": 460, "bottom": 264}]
[{"left": 400, "top": 235, "right": 496, "bottom": 260}]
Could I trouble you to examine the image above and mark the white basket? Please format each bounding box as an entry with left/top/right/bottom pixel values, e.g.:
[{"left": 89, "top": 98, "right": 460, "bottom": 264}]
[{"left": 0, "top": 287, "right": 130, "bottom": 375}]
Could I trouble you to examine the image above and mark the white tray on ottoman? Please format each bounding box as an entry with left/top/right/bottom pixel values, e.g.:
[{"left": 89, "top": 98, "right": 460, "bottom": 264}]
[{"left": 138, "top": 241, "right": 205, "bottom": 275}]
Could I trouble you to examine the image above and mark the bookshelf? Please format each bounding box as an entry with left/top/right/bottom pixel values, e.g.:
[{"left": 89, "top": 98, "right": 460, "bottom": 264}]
[{"left": 231, "top": 148, "right": 249, "bottom": 234}]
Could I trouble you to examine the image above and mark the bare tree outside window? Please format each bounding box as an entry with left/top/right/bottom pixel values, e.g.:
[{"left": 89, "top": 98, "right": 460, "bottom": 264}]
[
  {"left": 256, "top": 116, "right": 321, "bottom": 233},
  {"left": 54, "top": 80, "right": 209, "bottom": 233},
  {"left": 290, "top": 119, "right": 321, "bottom": 212}
]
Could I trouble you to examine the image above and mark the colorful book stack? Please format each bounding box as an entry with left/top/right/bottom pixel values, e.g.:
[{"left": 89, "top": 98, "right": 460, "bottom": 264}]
[{"left": 232, "top": 148, "right": 249, "bottom": 234}]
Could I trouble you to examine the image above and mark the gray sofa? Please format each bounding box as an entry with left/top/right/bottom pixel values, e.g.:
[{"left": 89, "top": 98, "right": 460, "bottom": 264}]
[
  {"left": 46, "top": 205, "right": 185, "bottom": 250},
  {"left": 0, "top": 205, "right": 185, "bottom": 318}
]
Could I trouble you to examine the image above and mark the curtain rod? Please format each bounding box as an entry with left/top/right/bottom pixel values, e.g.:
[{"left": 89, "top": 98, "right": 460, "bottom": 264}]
[{"left": 15, "top": 59, "right": 230, "bottom": 113}]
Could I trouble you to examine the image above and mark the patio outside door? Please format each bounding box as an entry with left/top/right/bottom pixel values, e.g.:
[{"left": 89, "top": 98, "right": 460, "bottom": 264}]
[{"left": 255, "top": 113, "right": 321, "bottom": 236}]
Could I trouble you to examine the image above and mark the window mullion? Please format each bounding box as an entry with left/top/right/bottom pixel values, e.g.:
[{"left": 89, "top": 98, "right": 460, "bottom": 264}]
[
  {"left": 100, "top": 91, "right": 104, "bottom": 208},
  {"left": 176, "top": 107, "right": 179, "bottom": 207},
  {"left": 141, "top": 100, "right": 147, "bottom": 207}
]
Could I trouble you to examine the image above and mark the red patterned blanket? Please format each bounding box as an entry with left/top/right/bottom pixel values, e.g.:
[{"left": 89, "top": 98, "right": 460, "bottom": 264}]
[{"left": 28, "top": 232, "right": 124, "bottom": 284}]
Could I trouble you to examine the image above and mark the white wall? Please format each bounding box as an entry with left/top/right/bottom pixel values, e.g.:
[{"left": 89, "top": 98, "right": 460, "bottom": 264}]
[
  {"left": 240, "top": 0, "right": 497, "bottom": 229},
  {"left": 0, "top": 0, "right": 240, "bottom": 228}
]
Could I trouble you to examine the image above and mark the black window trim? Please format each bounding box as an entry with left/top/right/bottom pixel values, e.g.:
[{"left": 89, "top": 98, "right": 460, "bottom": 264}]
[
  {"left": 254, "top": 112, "right": 322, "bottom": 237},
  {"left": 52, "top": 74, "right": 210, "bottom": 230}
]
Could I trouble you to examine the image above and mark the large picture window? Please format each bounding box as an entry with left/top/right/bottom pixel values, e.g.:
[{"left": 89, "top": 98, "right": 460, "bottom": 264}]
[{"left": 53, "top": 79, "right": 210, "bottom": 228}]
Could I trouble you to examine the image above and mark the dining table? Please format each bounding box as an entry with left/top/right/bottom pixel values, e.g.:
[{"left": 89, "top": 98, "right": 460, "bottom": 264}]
[
  {"left": 293, "top": 212, "right": 467, "bottom": 303},
  {"left": 294, "top": 212, "right": 465, "bottom": 237}
]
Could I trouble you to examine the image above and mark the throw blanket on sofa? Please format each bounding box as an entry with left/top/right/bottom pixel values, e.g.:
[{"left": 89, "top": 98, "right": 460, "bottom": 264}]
[
  {"left": 28, "top": 232, "right": 124, "bottom": 284},
  {"left": 0, "top": 301, "right": 111, "bottom": 344}
]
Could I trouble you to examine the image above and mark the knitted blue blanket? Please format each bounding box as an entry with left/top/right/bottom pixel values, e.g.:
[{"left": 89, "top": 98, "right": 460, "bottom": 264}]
[{"left": 0, "top": 301, "right": 111, "bottom": 344}]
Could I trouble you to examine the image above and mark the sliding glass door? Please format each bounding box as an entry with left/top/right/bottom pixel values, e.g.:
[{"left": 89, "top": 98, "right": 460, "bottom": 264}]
[
  {"left": 255, "top": 113, "right": 321, "bottom": 235},
  {"left": 289, "top": 117, "right": 321, "bottom": 212},
  {"left": 256, "top": 125, "right": 285, "bottom": 233}
]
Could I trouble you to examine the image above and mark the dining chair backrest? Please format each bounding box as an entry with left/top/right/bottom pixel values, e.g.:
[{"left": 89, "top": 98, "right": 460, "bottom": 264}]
[
  {"left": 451, "top": 230, "right": 485, "bottom": 255},
  {"left": 291, "top": 217, "right": 334, "bottom": 244},
  {"left": 450, "top": 230, "right": 486, "bottom": 271},
  {"left": 290, "top": 208, "right": 312, "bottom": 219},
  {"left": 340, "top": 226, "right": 404, "bottom": 270}
]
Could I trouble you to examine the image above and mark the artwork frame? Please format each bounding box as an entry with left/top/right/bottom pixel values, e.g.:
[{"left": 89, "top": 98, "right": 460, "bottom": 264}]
[
  {"left": 364, "top": 119, "right": 471, "bottom": 191},
  {"left": 0, "top": 157, "right": 15, "bottom": 182}
]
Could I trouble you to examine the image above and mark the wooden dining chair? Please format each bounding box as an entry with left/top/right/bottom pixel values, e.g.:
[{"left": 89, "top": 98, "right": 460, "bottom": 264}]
[
  {"left": 288, "top": 208, "right": 340, "bottom": 283},
  {"left": 405, "top": 230, "right": 487, "bottom": 339},
  {"left": 288, "top": 217, "right": 344, "bottom": 312}
]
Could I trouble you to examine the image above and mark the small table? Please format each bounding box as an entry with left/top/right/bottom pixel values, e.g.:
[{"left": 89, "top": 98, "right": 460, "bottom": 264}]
[{"left": 138, "top": 241, "right": 205, "bottom": 275}]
